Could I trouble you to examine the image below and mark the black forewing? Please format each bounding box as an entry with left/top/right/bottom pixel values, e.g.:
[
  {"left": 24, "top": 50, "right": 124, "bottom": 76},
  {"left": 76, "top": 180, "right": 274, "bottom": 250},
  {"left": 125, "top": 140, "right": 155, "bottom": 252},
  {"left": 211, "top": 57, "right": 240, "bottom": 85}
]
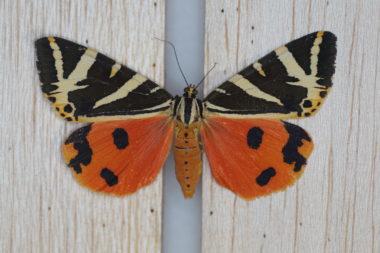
[
  {"left": 35, "top": 37, "right": 172, "bottom": 122},
  {"left": 204, "top": 31, "right": 337, "bottom": 119}
]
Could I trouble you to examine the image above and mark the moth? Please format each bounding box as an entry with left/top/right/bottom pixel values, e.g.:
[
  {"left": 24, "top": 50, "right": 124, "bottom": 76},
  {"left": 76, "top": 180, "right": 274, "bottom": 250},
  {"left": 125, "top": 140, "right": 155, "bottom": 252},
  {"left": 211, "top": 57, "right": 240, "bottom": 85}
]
[{"left": 35, "top": 31, "right": 336, "bottom": 199}]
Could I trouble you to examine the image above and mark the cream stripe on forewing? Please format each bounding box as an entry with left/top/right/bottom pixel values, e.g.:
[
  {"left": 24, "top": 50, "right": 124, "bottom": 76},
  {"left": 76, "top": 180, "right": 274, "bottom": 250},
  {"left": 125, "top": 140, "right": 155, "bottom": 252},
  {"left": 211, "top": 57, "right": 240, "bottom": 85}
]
[
  {"left": 229, "top": 74, "right": 283, "bottom": 105},
  {"left": 275, "top": 46, "right": 307, "bottom": 80},
  {"left": 253, "top": 61, "right": 266, "bottom": 77},
  {"left": 275, "top": 45, "right": 323, "bottom": 89},
  {"left": 203, "top": 101, "right": 297, "bottom": 119},
  {"left": 204, "top": 101, "right": 231, "bottom": 112},
  {"left": 47, "top": 37, "right": 64, "bottom": 81},
  {"left": 205, "top": 111, "right": 297, "bottom": 119},
  {"left": 141, "top": 99, "right": 172, "bottom": 111},
  {"left": 215, "top": 88, "right": 227, "bottom": 94},
  {"left": 78, "top": 107, "right": 172, "bottom": 122},
  {"left": 109, "top": 63, "right": 121, "bottom": 78},
  {"left": 310, "top": 31, "right": 324, "bottom": 76},
  {"left": 93, "top": 73, "right": 148, "bottom": 109},
  {"left": 150, "top": 86, "right": 161, "bottom": 93},
  {"left": 68, "top": 48, "right": 97, "bottom": 80}
]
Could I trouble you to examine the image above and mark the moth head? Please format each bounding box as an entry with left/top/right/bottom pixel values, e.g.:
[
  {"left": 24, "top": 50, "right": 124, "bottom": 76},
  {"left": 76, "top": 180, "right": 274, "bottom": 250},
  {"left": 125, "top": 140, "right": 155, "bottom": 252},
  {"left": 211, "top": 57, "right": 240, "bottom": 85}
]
[{"left": 183, "top": 85, "right": 198, "bottom": 98}]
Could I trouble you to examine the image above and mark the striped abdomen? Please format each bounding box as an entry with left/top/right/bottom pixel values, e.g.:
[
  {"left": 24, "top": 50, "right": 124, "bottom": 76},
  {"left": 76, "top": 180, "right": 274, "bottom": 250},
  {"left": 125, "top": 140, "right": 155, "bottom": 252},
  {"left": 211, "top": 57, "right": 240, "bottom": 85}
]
[{"left": 173, "top": 121, "right": 202, "bottom": 198}]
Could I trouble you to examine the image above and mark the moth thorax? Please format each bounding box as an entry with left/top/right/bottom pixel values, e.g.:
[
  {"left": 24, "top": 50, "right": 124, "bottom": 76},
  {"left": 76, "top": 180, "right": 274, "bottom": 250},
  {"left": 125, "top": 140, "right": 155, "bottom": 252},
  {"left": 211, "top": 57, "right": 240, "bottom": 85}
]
[{"left": 175, "top": 96, "right": 202, "bottom": 126}]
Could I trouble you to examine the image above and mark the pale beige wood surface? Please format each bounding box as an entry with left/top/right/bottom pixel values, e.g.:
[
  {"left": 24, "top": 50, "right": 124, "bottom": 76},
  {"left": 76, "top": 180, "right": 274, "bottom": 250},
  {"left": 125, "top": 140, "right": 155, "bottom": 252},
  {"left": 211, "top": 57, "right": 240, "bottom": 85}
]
[
  {"left": 0, "top": 1, "right": 165, "bottom": 252},
  {"left": 203, "top": 1, "right": 380, "bottom": 252}
]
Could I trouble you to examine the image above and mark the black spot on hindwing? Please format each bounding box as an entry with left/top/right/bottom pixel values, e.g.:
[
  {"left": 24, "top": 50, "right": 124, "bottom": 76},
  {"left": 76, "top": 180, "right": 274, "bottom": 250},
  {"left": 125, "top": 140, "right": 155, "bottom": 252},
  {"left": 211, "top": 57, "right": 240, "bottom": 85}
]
[
  {"left": 112, "top": 128, "right": 129, "bottom": 149},
  {"left": 282, "top": 121, "right": 312, "bottom": 172},
  {"left": 100, "top": 168, "right": 118, "bottom": 186},
  {"left": 65, "top": 124, "right": 93, "bottom": 174},
  {"left": 256, "top": 167, "right": 276, "bottom": 186},
  {"left": 247, "top": 127, "right": 264, "bottom": 149}
]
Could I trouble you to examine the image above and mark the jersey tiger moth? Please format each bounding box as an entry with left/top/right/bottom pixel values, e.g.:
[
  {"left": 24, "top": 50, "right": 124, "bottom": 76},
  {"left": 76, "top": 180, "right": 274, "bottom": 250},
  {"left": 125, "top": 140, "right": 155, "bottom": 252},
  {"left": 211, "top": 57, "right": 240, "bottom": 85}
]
[{"left": 35, "top": 31, "right": 336, "bottom": 199}]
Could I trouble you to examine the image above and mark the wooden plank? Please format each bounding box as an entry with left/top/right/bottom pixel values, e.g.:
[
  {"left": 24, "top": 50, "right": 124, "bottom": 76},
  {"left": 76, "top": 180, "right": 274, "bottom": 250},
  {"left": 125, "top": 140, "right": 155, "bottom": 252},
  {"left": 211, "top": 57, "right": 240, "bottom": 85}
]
[
  {"left": 202, "top": 1, "right": 380, "bottom": 252},
  {"left": 0, "top": 1, "right": 165, "bottom": 252}
]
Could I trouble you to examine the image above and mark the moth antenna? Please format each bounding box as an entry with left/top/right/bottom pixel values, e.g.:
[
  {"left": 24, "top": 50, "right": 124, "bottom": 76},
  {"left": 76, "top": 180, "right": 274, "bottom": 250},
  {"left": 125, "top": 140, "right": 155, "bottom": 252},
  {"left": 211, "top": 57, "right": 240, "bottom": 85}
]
[
  {"left": 195, "top": 62, "right": 217, "bottom": 89},
  {"left": 154, "top": 37, "right": 190, "bottom": 86}
]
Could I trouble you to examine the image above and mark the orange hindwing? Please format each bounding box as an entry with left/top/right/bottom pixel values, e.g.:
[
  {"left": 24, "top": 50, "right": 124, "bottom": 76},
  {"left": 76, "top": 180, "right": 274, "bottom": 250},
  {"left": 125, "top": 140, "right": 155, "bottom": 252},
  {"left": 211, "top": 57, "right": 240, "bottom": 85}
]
[
  {"left": 201, "top": 117, "right": 313, "bottom": 199},
  {"left": 62, "top": 116, "right": 173, "bottom": 196}
]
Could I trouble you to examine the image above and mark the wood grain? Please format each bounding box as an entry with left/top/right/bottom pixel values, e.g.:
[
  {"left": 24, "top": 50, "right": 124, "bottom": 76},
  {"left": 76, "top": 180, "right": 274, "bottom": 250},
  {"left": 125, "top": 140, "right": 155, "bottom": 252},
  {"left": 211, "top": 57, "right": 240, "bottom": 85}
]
[
  {"left": 202, "top": 1, "right": 380, "bottom": 252},
  {"left": 0, "top": 1, "right": 165, "bottom": 252}
]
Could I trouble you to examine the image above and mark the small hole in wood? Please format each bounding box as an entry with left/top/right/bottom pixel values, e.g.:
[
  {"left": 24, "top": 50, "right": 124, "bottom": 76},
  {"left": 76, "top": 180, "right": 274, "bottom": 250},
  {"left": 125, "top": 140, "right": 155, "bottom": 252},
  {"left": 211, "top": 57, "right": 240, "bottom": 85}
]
[{"left": 221, "top": 8, "right": 224, "bottom": 13}]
